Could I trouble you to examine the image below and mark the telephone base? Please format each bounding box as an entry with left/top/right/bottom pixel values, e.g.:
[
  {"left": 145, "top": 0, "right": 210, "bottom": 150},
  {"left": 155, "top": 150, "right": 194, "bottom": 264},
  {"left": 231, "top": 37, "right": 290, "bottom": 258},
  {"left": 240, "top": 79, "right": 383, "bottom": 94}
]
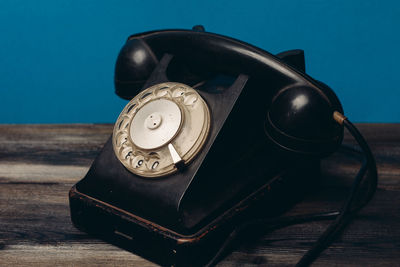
[{"left": 69, "top": 160, "right": 319, "bottom": 267}]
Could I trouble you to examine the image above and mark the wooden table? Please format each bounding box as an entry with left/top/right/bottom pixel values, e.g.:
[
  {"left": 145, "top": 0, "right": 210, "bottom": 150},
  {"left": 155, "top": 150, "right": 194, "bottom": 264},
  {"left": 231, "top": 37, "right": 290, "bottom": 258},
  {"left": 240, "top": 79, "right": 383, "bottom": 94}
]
[{"left": 1, "top": 124, "right": 399, "bottom": 266}]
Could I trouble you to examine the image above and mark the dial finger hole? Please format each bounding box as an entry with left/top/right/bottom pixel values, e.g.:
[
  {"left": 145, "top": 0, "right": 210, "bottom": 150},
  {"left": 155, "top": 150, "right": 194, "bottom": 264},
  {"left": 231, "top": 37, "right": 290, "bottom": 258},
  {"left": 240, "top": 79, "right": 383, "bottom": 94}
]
[
  {"left": 183, "top": 93, "right": 198, "bottom": 106},
  {"left": 151, "top": 161, "right": 159, "bottom": 169},
  {"left": 140, "top": 92, "right": 152, "bottom": 100},
  {"left": 118, "top": 118, "right": 130, "bottom": 130},
  {"left": 127, "top": 103, "right": 137, "bottom": 114},
  {"left": 156, "top": 88, "right": 168, "bottom": 97},
  {"left": 137, "top": 159, "right": 144, "bottom": 167},
  {"left": 114, "top": 131, "right": 128, "bottom": 146},
  {"left": 121, "top": 147, "right": 132, "bottom": 159},
  {"left": 131, "top": 155, "right": 145, "bottom": 169},
  {"left": 172, "top": 87, "right": 186, "bottom": 98},
  {"left": 125, "top": 151, "right": 132, "bottom": 160}
]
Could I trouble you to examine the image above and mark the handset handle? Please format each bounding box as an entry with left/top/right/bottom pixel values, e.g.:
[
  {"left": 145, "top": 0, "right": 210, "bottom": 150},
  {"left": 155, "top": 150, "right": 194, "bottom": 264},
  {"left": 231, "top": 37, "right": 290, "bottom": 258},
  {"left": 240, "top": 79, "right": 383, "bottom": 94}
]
[{"left": 114, "top": 27, "right": 338, "bottom": 105}]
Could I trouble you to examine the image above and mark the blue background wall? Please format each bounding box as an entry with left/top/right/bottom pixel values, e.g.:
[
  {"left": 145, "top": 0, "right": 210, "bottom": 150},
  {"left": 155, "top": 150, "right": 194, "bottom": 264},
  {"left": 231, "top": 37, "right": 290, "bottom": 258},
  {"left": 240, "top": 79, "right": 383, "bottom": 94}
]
[{"left": 0, "top": 0, "right": 399, "bottom": 123}]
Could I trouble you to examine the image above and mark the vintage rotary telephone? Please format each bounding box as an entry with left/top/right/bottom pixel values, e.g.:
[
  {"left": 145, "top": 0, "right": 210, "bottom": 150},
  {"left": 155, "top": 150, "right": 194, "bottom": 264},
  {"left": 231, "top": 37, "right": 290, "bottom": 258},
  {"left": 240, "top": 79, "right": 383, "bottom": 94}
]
[{"left": 69, "top": 26, "right": 377, "bottom": 266}]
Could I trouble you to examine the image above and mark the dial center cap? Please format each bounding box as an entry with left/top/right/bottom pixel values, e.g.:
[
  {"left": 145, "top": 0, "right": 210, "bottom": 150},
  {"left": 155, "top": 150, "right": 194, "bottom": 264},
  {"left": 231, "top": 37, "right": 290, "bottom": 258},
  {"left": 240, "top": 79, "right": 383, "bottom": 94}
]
[
  {"left": 130, "top": 99, "right": 182, "bottom": 150},
  {"left": 145, "top": 112, "right": 162, "bottom": 130}
]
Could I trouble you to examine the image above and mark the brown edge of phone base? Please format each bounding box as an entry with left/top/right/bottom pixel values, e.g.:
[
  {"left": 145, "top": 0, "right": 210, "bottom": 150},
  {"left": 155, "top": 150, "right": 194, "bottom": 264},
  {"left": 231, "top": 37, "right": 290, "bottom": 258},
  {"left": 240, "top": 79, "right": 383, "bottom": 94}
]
[{"left": 69, "top": 166, "right": 317, "bottom": 267}]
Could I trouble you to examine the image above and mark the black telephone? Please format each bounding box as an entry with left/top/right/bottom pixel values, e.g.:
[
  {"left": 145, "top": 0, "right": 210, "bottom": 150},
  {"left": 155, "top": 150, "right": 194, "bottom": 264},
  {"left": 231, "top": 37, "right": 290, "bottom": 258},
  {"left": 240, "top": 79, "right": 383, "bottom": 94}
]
[{"left": 69, "top": 25, "right": 377, "bottom": 266}]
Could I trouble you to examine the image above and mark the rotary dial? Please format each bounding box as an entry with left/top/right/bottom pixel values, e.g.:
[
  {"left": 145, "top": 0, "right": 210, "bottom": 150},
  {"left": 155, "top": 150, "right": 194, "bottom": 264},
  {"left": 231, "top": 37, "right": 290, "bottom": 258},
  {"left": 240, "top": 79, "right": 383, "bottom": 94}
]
[{"left": 112, "top": 82, "right": 210, "bottom": 178}]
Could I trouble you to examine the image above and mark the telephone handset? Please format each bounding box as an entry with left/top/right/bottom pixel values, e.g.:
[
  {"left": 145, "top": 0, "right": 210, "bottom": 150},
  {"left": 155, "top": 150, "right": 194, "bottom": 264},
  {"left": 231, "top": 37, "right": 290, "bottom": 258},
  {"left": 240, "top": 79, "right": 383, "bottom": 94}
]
[{"left": 69, "top": 26, "right": 377, "bottom": 266}]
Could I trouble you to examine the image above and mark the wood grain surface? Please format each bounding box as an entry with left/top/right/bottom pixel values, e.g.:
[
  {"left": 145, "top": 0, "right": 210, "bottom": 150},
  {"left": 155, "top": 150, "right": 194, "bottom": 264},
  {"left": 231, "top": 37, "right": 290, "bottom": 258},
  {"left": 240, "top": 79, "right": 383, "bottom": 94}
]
[{"left": 0, "top": 124, "right": 399, "bottom": 266}]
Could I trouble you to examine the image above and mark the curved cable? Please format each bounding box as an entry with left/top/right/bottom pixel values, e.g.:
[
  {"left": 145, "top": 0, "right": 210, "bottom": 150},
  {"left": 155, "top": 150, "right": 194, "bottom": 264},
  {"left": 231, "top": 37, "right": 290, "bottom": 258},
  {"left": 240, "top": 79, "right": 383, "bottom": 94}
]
[
  {"left": 295, "top": 119, "right": 377, "bottom": 266},
  {"left": 205, "top": 118, "right": 378, "bottom": 267}
]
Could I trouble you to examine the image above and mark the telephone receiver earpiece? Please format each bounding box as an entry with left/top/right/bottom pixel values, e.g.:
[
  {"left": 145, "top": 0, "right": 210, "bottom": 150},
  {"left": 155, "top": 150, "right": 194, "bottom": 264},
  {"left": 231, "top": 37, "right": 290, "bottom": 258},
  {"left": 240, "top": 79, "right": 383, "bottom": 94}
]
[
  {"left": 114, "top": 38, "right": 159, "bottom": 98},
  {"left": 114, "top": 26, "right": 344, "bottom": 157}
]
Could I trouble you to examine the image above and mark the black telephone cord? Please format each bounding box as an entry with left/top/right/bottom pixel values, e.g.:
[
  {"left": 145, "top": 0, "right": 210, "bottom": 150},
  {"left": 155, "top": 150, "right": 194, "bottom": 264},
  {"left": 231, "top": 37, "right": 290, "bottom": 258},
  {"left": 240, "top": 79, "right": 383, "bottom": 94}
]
[{"left": 205, "top": 119, "right": 378, "bottom": 267}]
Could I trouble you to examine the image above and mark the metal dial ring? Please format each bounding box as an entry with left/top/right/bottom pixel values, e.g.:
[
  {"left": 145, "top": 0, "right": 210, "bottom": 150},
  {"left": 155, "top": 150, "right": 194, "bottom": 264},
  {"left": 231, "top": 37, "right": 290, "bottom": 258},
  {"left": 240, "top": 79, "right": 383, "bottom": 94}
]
[{"left": 112, "top": 82, "right": 210, "bottom": 178}]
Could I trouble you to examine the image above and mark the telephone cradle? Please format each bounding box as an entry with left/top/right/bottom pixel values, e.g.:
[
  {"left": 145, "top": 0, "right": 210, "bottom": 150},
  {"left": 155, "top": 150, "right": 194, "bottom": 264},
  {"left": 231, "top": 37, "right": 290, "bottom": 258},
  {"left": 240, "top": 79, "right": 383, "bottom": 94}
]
[{"left": 69, "top": 26, "right": 377, "bottom": 267}]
